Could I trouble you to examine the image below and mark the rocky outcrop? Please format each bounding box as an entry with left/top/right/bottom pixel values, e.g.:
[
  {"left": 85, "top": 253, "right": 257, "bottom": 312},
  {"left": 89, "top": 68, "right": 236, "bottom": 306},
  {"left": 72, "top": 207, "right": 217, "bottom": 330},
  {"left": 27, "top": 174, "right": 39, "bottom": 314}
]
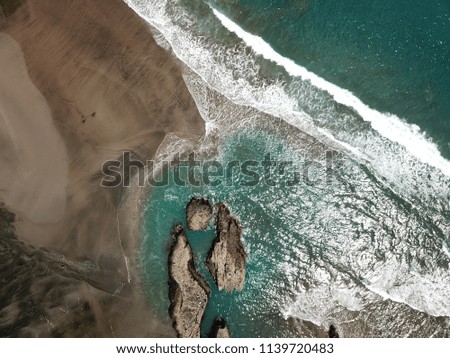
[
  {"left": 328, "top": 325, "right": 339, "bottom": 338},
  {"left": 168, "top": 225, "right": 210, "bottom": 338},
  {"left": 206, "top": 203, "right": 246, "bottom": 292},
  {"left": 186, "top": 197, "right": 212, "bottom": 231},
  {"left": 208, "top": 317, "right": 230, "bottom": 338}
]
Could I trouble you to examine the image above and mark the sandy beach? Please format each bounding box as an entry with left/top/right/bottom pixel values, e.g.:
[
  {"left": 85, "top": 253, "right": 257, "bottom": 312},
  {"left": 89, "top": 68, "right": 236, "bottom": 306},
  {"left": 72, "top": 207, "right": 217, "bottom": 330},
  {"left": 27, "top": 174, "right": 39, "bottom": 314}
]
[
  {"left": 2, "top": 0, "right": 449, "bottom": 340},
  {"left": 0, "top": 0, "right": 204, "bottom": 337}
]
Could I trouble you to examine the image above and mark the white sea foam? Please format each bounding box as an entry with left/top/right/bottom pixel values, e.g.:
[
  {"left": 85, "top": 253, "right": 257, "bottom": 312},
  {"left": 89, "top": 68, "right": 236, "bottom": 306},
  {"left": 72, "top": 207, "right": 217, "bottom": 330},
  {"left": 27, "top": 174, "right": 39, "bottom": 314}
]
[
  {"left": 124, "top": 0, "right": 450, "bottom": 208},
  {"left": 443, "top": 241, "right": 450, "bottom": 259},
  {"left": 123, "top": 0, "right": 359, "bottom": 157},
  {"left": 361, "top": 259, "right": 450, "bottom": 317},
  {"left": 281, "top": 267, "right": 369, "bottom": 327},
  {"left": 211, "top": 8, "right": 450, "bottom": 178}
]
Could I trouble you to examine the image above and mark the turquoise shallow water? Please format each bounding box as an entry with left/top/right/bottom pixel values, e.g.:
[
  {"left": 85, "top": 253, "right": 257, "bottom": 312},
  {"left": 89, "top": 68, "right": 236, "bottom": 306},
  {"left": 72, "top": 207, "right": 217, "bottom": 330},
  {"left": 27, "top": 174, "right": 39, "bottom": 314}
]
[
  {"left": 141, "top": 131, "right": 305, "bottom": 337},
  {"left": 141, "top": 128, "right": 450, "bottom": 337},
  {"left": 130, "top": 0, "right": 450, "bottom": 337}
]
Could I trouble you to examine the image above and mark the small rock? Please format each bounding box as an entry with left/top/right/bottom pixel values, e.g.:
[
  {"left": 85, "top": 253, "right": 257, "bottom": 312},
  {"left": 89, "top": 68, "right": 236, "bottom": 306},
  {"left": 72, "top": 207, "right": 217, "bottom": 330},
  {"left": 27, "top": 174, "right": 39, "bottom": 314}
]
[
  {"left": 186, "top": 197, "right": 212, "bottom": 231},
  {"left": 208, "top": 317, "right": 230, "bottom": 338},
  {"left": 328, "top": 325, "right": 339, "bottom": 338}
]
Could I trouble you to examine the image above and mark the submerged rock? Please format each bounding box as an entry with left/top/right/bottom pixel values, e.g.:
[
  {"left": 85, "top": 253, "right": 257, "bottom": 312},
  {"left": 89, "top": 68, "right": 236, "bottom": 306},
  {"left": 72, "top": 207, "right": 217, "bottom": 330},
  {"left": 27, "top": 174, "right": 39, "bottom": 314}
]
[
  {"left": 328, "top": 325, "right": 340, "bottom": 338},
  {"left": 206, "top": 203, "right": 246, "bottom": 292},
  {"left": 168, "top": 225, "right": 210, "bottom": 338},
  {"left": 208, "top": 317, "right": 230, "bottom": 338},
  {"left": 186, "top": 197, "right": 213, "bottom": 231}
]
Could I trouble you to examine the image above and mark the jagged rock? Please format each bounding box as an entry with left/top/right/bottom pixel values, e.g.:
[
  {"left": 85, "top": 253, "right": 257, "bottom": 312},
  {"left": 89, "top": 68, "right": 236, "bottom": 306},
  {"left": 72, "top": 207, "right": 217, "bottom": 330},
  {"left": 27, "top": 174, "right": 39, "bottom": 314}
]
[
  {"left": 208, "top": 317, "right": 230, "bottom": 338},
  {"left": 328, "top": 325, "right": 340, "bottom": 338},
  {"left": 186, "top": 197, "right": 212, "bottom": 231},
  {"left": 168, "top": 225, "right": 210, "bottom": 338},
  {"left": 215, "top": 325, "right": 230, "bottom": 338},
  {"left": 206, "top": 203, "right": 246, "bottom": 292}
]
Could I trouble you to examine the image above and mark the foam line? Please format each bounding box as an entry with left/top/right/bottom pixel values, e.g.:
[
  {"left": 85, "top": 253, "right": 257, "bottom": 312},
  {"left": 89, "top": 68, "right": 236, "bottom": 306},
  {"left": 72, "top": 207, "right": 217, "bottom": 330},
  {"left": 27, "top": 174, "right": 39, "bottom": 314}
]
[{"left": 211, "top": 8, "right": 450, "bottom": 178}]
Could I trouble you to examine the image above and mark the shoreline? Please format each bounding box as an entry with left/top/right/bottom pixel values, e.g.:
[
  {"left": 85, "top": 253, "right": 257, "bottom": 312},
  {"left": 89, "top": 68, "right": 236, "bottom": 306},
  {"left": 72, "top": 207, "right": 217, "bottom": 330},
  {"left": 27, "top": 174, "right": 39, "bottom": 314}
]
[
  {"left": 1, "top": 0, "right": 449, "bottom": 339},
  {"left": 0, "top": 0, "right": 205, "bottom": 337}
]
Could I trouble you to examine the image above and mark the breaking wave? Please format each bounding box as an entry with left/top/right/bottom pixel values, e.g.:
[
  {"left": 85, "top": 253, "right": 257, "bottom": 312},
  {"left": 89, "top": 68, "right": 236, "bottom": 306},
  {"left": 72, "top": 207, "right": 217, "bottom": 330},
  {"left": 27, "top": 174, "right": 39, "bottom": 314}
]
[{"left": 125, "top": 0, "right": 450, "bottom": 333}]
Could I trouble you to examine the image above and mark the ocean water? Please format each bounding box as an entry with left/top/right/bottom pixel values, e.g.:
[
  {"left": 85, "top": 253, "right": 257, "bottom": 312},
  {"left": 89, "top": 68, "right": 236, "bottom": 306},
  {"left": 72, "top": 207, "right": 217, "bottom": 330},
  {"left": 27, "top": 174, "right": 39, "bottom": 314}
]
[
  {"left": 210, "top": 0, "right": 450, "bottom": 159},
  {"left": 127, "top": 0, "right": 450, "bottom": 337}
]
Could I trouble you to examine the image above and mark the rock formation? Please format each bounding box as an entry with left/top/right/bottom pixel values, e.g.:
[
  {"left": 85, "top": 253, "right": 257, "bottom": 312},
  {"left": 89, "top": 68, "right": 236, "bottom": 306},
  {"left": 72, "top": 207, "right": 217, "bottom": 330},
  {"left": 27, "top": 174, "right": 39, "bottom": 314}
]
[
  {"left": 168, "top": 225, "right": 210, "bottom": 338},
  {"left": 206, "top": 203, "right": 246, "bottom": 292},
  {"left": 186, "top": 197, "right": 212, "bottom": 231},
  {"left": 208, "top": 317, "right": 230, "bottom": 338},
  {"left": 328, "top": 325, "right": 340, "bottom": 338}
]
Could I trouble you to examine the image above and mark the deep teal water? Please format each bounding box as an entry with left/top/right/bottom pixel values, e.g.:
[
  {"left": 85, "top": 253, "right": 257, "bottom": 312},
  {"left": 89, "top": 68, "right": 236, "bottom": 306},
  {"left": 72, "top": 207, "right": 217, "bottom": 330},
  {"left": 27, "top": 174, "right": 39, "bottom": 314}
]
[{"left": 210, "top": 0, "right": 450, "bottom": 158}]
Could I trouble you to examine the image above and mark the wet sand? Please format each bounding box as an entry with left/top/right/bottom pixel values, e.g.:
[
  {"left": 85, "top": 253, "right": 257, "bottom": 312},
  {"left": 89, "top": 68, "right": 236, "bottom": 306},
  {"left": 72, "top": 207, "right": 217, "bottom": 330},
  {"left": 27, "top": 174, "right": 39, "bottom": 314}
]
[{"left": 0, "top": 0, "right": 204, "bottom": 337}]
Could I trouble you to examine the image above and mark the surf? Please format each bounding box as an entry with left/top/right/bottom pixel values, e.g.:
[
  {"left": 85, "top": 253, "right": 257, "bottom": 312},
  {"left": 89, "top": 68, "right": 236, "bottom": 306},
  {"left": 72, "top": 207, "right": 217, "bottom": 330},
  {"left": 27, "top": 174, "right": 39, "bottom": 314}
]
[
  {"left": 124, "top": 1, "right": 450, "bottom": 208},
  {"left": 210, "top": 8, "right": 450, "bottom": 179}
]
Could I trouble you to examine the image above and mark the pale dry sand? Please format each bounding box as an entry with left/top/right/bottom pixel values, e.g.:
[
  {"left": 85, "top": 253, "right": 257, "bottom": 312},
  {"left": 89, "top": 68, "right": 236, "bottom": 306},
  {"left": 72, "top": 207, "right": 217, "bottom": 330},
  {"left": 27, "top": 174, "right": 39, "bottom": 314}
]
[
  {"left": 0, "top": 0, "right": 205, "bottom": 337},
  {"left": 0, "top": 32, "right": 68, "bottom": 223}
]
